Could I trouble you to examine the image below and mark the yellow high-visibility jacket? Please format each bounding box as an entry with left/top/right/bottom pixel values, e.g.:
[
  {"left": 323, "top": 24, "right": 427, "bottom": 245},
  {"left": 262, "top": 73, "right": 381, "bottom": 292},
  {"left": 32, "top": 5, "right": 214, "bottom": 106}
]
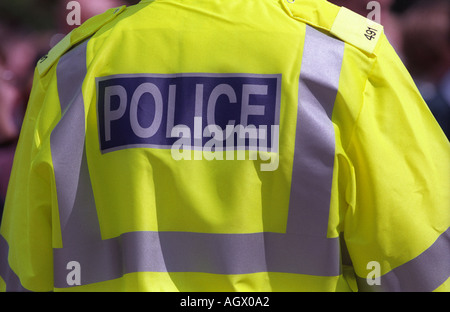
[{"left": 1, "top": 0, "right": 449, "bottom": 292}]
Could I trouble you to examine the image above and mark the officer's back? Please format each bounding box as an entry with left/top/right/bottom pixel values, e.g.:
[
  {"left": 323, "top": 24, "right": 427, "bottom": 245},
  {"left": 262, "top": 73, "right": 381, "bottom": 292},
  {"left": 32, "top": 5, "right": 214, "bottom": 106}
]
[{"left": 1, "top": 0, "right": 449, "bottom": 292}]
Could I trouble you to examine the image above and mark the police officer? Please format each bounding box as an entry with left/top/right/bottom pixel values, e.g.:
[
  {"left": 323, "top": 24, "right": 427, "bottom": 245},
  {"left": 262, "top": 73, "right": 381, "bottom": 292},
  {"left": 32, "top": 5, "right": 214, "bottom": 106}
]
[{"left": 1, "top": 0, "right": 449, "bottom": 292}]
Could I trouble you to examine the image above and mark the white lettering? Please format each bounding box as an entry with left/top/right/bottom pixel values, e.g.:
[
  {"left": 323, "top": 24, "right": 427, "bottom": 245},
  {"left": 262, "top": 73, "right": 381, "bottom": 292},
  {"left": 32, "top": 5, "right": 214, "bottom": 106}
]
[
  {"left": 171, "top": 125, "right": 191, "bottom": 161},
  {"left": 170, "top": 117, "right": 279, "bottom": 171},
  {"left": 241, "top": 84, "right": 267, "bottom": 126},
  {"left": 166, "top": 84, "right": 177, "bottom": 137},
  {"left": 130, "top": 83, "right": 163, "bottom": 138},
  {"left": 223, "top": 296, "right": 270, "bottom": 307},
  {"left": 180, "top": 296, "right": 215, "bottom": 309},
  {"left": 101, "top": 77, "right": 280, "bottom": 171},
  {"left": 260, "top": 125, "right": 279, "bottom": 172},
  {"left": 104, "top": 85, "right": 127, "bottom": 142},
  {"left": 207, "top": 84, "right": 237, "bottom": 126},
  {"left": 66, "top": 261, "right": 81, "bottom": 286},
  {"left": 66, "top": 1, "right": 81, "bottom": 26},
  {"left": 203, "top": 125, "right": 225, "bottom": 160},
  {"left": 367, "top": 1, "right": 381, "bottom": 24},
  {"left": 366, "top": 260, "right": 381, "bottom": 286}
]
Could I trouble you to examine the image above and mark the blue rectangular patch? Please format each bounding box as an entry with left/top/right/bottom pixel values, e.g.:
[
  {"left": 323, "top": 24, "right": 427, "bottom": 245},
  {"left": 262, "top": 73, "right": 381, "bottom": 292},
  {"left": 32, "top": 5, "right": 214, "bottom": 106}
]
[{"left": 97, "top": 73, "right": 281, "bottom": 153}]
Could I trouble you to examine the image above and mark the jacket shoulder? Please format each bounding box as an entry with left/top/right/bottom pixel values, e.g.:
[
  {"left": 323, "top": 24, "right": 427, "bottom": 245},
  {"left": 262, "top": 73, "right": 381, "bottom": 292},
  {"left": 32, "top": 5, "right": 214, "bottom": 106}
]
[
  {"left": 283, "top": 0, "right": 383, "bottom": 55},
  {"left": 36, "top": 5, "right": 127, "bottom": 77},
  {"left": 329, "top": 6, "right": 384, "bottom": 55}
]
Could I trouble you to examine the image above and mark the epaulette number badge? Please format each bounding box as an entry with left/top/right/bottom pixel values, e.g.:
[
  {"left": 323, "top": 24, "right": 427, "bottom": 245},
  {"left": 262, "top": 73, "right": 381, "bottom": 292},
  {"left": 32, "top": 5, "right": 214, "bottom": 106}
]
[{"left": 364, "top": 26, "right": 378, "bottom": 41}]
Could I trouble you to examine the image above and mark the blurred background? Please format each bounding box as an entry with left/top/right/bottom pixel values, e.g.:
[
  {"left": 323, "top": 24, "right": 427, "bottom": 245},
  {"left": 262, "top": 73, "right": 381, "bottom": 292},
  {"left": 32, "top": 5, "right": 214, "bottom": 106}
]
[{"left": 0, "top": 0, "right": 449, "bottom": 217}]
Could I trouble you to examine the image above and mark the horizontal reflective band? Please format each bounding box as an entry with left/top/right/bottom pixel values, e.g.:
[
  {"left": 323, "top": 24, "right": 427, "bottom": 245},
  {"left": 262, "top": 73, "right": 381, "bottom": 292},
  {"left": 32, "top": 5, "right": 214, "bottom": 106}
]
[
  {"left": 357, "top": 227, "right": 450, "bottom": 292},
  {"left": 53, "top": 231, "right": 340, "bottom": 288}
]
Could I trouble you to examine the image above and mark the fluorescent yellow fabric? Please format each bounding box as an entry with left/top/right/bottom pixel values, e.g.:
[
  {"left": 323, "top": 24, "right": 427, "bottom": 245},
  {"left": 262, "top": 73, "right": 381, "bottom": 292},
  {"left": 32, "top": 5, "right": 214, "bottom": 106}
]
[
  {"left": 37, "top": 6, "right": 127, "bottom": 76},
  {"left": 330, "top": 6, "right": 383, "bottom": 54},
  {"left": 1, "top": 0, "right": 449, "bottom": 292},
  {"left": 340, "top": 31, "right": 450, "bottom": 279}
]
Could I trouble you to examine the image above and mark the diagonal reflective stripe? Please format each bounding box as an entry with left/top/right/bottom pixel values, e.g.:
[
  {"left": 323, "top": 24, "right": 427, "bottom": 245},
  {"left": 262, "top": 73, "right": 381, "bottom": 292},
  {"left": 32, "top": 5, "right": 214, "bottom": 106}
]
[
  {"left": 51, "top": 26, "right": 346, "bottom": 288},
  {"left": 53, "top": 231, "right": 341, "bottom": 288},
  {"left": 287, "top": 25, "right": 344, "bottom": 237},
  {"left": 357, "top": 227, "right": 450, "bottom": 292},
  {"left": 0, "top": 235, "right": 29, "bottom": 291}
]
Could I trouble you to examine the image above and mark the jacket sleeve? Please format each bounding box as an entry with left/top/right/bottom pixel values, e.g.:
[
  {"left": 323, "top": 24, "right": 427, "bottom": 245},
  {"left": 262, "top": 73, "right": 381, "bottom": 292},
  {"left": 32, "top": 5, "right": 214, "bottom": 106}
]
[
  {"left": 343, "top": 33, "right": 450, "bottom": 292},
  {"left": 0, "top": 68, "right": 56, "bottom": 292}
]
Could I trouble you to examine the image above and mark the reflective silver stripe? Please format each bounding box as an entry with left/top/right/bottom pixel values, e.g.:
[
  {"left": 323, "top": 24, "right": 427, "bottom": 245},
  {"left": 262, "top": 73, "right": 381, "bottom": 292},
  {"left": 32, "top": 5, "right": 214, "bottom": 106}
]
[
  {"left": 287, "top": 25, "right": 343, "bottom": 237},
  {"left": 51, "top": 40, "right": 100, "bottom": 248},
  {"left": 357, "top": 227, "right": 450, "bottom": 292},
  {"left": 51, "top": 26, "right": 345, "bottom": 288},
  {"left": 0, "top": 235, "right": 29, "bottom": 291},
  {"left": 53, "top": 231, "right": 341, "bottom": 287}
]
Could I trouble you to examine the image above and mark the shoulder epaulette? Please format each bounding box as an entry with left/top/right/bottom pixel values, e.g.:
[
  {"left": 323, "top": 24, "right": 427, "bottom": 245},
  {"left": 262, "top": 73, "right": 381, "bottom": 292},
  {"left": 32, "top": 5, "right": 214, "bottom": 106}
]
[
  {"left": 282, "top": 0, "right": 383, "bottom": 55},
  {"left": 37, "top": 5, "right": 127, "bottom": 77},
  {"left": 330, "top": 6, "right": 383, "bottom": 55}
]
